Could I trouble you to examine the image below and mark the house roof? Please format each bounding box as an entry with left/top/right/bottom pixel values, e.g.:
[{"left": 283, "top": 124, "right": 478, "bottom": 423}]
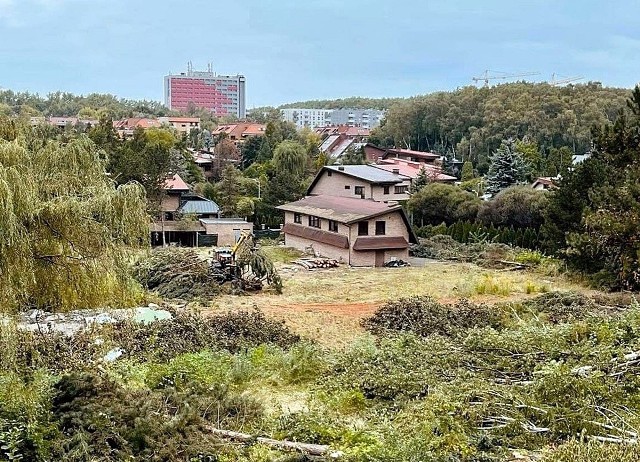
[
  {"left": 282, "top": 223, "right": 350, "bottom": 249},
  {"left": 307, "top": 165, "right": 409, "bottom": 194},
  {"left": 352, "top": 236, "right": 409, "bottom": 251},
  {"left": 167, "top": 117, "right": 200, "bottom": 123},
  {"left": 200, "top": 218, "right": 253, "bottom": 225},
  {"left": 163, "top": 173, "right": 189, "bottom": 191},
  {"left": 277, "top": 195, "right": 402, "bottom": 224},
  {"left": 531, "top": 177, "right": 558, "bottom": 189},
  {"left": 179, "top": 200, "right": 220, "bottom": 214},
  {"left": 385, "top": 148, "right": 440, "bottom": 160},
  {"left": 375, "top": 160, "right": 457, "bottom": 182}
]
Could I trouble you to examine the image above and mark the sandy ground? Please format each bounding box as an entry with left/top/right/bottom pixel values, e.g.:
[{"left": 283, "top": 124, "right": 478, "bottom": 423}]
[{"left": 202, "top": 259, "right": 590, "bottom": 347}]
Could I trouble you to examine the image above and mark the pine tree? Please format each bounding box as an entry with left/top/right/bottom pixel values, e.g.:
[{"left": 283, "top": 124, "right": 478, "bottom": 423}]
[
  {"left": 461, "top": 161, "right": 474, "bottom": 181},
  {"left": 485, "top": 140, "right": 530, "bottom": 196}
]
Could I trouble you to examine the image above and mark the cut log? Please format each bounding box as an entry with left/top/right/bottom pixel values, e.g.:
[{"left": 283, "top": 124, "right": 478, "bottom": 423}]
[{"left": 205, "top": 427, "right": 343, "bottom": 458}]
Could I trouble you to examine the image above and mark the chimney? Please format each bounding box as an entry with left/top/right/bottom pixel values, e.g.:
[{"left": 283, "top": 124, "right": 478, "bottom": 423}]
[
  {"left": 338, "top": 166, "right": 345, "bottom": 171},
  {"left": 392, "top": 168, "right": 400, "bottom": 175}
]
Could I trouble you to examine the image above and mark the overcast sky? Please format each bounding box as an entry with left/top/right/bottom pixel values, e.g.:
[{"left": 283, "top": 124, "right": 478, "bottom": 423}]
[{"left": 1, "top": 0, "right": 639, "bottom": 107}]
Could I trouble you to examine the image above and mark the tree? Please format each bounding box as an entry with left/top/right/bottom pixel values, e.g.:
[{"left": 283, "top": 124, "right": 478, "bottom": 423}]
[
  {"left": 240, "top": 135, "right": 264, "bottom": 169},
  {"left": 478, "top": 186, "right": 548, "bottom": 229},
  {"left": 410, "top": 166, "right": 429, "bottom": 194},
  {"left": 272, "top": 140, "right": 307, "bottom": 177},
  {"left": 460, "top": 161, "right": 474, "bottom": 181},
  {"left": 212, "top": 138, "right": 240, "bottom": 180},
  {"left": 0, "top": 133, "right": 148, "bottom": 312},
  {"left": 340, "top": 146, "right": 366, "bottom": 165},
  {"left": 485, "top": 140, "right": 530, "bottom": 196},
  {"left": 408, "top": 183, "right": 480, "bottom": 226}
]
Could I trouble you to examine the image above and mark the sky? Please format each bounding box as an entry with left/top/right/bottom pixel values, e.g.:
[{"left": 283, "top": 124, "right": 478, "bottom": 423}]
[{"left": 0, "top": 0, "right": 639, "bottom": 107}]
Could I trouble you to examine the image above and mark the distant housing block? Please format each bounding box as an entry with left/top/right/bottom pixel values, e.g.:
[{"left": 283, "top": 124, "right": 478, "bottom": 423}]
[{"left": 164, "top": 66, "right": 246, "bottom": 118}]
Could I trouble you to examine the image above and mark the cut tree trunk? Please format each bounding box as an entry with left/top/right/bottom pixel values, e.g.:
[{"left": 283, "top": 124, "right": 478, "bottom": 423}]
[{"left": 205, "top": 426, "right": 343, "bottom": 458}]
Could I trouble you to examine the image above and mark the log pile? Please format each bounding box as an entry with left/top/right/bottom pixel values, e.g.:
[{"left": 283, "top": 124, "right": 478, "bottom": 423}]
[{"left": 293, "top": 258, "right": 340, "bottom": 270}]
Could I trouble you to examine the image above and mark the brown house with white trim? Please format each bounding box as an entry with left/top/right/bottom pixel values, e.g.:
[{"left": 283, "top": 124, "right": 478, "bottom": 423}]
[{"left": 277, "top": 195, "right": 417, "bottom": 267}]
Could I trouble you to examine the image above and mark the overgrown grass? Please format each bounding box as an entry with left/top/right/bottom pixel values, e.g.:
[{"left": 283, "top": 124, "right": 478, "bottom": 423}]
[{"left": 259, "top": 245, "right": 304, "bottom": 264}]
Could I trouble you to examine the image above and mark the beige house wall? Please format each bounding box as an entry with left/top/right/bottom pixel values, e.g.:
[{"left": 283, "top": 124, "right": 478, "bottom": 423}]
[
  {"left": 202, "top": 221, "right": 253, "bottom": 246},
  {"left": 160, "top": 194, "right": 181, "bottom": 212},
  {"left": 282, "top": 210, "right": 409, "bottom": 266},
  {"left": 310, "top": 170, "right": 411, "bottom": 201}
]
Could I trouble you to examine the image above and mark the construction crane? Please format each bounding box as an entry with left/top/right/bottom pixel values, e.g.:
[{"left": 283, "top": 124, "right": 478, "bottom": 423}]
[
  {"left": 472, "top": 70, "right": 540, "bottom": 87},
  {"left": 550, "top": 73, "right": 583, "bottom": 86}
]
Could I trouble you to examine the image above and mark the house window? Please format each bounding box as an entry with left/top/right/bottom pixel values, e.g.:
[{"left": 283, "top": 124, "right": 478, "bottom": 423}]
[
  {"left": 294, "top": 213, "right": 302, "bottom": 224},
  {"left": 354, "top": 186, "right": 365, "bottom": 197},
  {"left": 344, "top": 185, "right": 351, "bottom": 190},
  {"left": 358, "top": 221, "right": 369, "bottom": 236},
  {"left": 394, "top": 185, "right": 409, "bottom": 194},
  {"left": 328, "top": 220, "right": 338, "bottom": 232},
  {"left": 309, "top": 215, "right": 321, "bottom": 228},
  {"left": 375, "top": 221, "right": 386, "bottom": 236},
  {"left": 383, "top": 186, "right": 390, "bottom": 195}
]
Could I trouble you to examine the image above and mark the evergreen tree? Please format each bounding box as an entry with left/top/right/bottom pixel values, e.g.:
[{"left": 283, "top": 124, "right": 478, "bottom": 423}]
[
  {"left": 460, "top": 161, "right": 474, "bottom": 181},
  {"left": 410, "top": 166, "right": 429, "bottom": 193},
  {"left": 485, "top": 140, "right": 530, "bottom": 196}
]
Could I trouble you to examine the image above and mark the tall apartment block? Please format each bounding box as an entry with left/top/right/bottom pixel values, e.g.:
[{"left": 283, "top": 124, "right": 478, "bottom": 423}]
[
  {"left": 281, "top": 107, "right": 385, "bottom": 129},
  {"left": 164, "top": 64, "right": 246, "bottom": 118}
]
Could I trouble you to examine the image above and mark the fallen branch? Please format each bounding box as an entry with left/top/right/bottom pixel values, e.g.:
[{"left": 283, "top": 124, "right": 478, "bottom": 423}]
[{"left": 205, "top": 427, "right": 343, "bottom": 458}]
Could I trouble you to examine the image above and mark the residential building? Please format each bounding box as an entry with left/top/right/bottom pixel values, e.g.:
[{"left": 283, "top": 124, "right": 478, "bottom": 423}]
[
  {"left": 277, "top": 195, "right": 417, "bottom": 267},
  {"left": 307, "top": 165, "right": 412, "bottom": 201},
  {"left": 113, "top": 118, "right": 161, "bottom": 138},
  {"left": 164, "top": 65, "right": 246, "bottom": 118},
  {"left": 211, "top": 122, "right": 266, "bottom": 142},
  {"left": 158, "top": 116, "right": 201, "bottom": 136},
  {"left": 151, "top": 173, "right": 252, "bottom": 247},
  {"left": 374, "top": 158, "right": 457, "bottom": 184},
  {"left": 531, "top": 177, "right": 558, "bottom": 191},
  {"left": 281, "top": 108, "right": 385, "bottom": 129},
  {"left": 317, "top": 126, "right": 370, "bottom": 160},
  {"left": 329, "top": 108, "right": 385, "bottom": 128},
  {"left": 281, "top": 108, "right": 333, "bottom": 129},
  {"left": 364, "top": 144, "right": 440, "bottom": 164}
]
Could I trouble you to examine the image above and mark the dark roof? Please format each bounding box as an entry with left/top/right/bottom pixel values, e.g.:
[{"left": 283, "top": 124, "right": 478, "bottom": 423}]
[
  {"left": 385, "top": 148, "right": 440, "bottom": 160},
  {"left": 282, "top": 223, "right": 349, "bottom": 249},
  {"left": 353, "top": 236, "right": 409, "bottom": 251},
  {"left": 179, "top": 200, "right": 220, "bottom": 215},
  {"left": 277, "top": 195, "right": 403, "bottom": 224},
  {"left": 307, "top": 165, "right": 409, "bottom": 194}
]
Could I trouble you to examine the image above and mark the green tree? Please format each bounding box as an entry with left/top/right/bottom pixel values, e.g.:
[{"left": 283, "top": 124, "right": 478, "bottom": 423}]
[
  {"left": 272, "top": 140, "right": 307, "bottom": 177},
  {"left": 408, "top": 183, "right": 480, "bottom": 226},
  {"left": 478, "top": 186, "right": 548, "bottom": 229},
  {"left": 460, "top": 161, "right": 474, "bottom": 181},
  {"left": 0, "top": 133, "right": 148, "bottom": 312},
  {"left": 410, "top": 166, "right": 429, "bottom": 193},
  {"left": 485, "top": 140, "right": 530, "bottom": 196}
]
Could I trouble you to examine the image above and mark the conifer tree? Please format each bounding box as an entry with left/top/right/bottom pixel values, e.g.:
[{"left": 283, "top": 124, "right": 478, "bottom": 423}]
[
  {"left": 410, "top": 166, "right": 429, "bottom": 193},
  {"left": 485, "top": 140, "right": 530, "bottom": 196}
]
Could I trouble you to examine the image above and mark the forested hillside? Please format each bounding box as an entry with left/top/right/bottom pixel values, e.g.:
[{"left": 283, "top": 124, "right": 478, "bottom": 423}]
[
  {"left": 279, "top": 96, "right": 403, "bottom": 110},
  {"left": 0, "top": 90, "right": 170, "bottom": 119},
  {"left": 369, "top": 82, "right": 631, "bottom": 173}
]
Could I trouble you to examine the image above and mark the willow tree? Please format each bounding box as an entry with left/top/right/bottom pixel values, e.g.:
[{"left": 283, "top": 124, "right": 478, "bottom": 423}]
[{"left": 0, "top": 134, "right": 148, "bottom": 312}]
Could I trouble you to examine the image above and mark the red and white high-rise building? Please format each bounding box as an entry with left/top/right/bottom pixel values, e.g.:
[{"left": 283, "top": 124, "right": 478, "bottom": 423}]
[{"left": 164, "top": 63, "right": 246, "bottom": 118}]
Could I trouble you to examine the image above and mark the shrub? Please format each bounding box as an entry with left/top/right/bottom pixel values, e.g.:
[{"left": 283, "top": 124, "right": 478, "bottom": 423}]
[
  {"left": 362, "top": 296, "right": 503, "bottom": 338},
  {"left": 408, "top": 183, "right": 480, "bottom": 226},
  {"left": 520, "top": 291, "right": 603, "bottom": 324},
  {"left": 478, "top": 186, "right": 548, "bottom": 230}
]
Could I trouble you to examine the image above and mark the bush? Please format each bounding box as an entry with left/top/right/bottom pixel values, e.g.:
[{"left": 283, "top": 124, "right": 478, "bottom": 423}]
[
  {"left": 362, "top": 296, "right": 503, "bottom": 338},
  {"left": 519, "top": 291, "right": 603, "bottom": 324},
  {"left": 478, "top": 186, "right": 548, "bottom": 229},
  {"left": 408, "top": 183, "right": 480, "bottom": 226}
]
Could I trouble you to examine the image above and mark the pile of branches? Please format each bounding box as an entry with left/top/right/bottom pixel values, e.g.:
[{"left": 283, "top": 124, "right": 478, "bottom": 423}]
[
  {"left": 132, "top": 247, "right": 221, "bottom": 300},
  {"left": 362, "top": 296, "right": 503, "bottom": 338},
  {"left": 410, "top": 235, "right": 517, "bottom": 267}
]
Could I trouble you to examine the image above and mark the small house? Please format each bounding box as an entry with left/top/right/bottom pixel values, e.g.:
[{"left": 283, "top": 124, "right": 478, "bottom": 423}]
[{"left": 277, "top": 195, "right": 417, "bottom": 267}]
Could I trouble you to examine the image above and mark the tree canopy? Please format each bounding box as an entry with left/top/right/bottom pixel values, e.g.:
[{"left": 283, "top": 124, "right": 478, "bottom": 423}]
[{"left": 0, "top": 131, "right": 148, "bottom": 312}]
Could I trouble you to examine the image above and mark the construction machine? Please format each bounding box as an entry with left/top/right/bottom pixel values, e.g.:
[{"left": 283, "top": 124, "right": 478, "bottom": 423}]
[{"left": 210, "top": 232, "right": 280, "bottom": 291}]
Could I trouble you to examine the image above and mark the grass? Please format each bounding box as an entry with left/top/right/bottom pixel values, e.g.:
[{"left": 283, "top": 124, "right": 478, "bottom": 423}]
[
  {"left": 259, "top": 245, "right": 304, "bottom": 264},
  {"left": 205, "top": 247, "right": 591, "bottom": 346}
]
